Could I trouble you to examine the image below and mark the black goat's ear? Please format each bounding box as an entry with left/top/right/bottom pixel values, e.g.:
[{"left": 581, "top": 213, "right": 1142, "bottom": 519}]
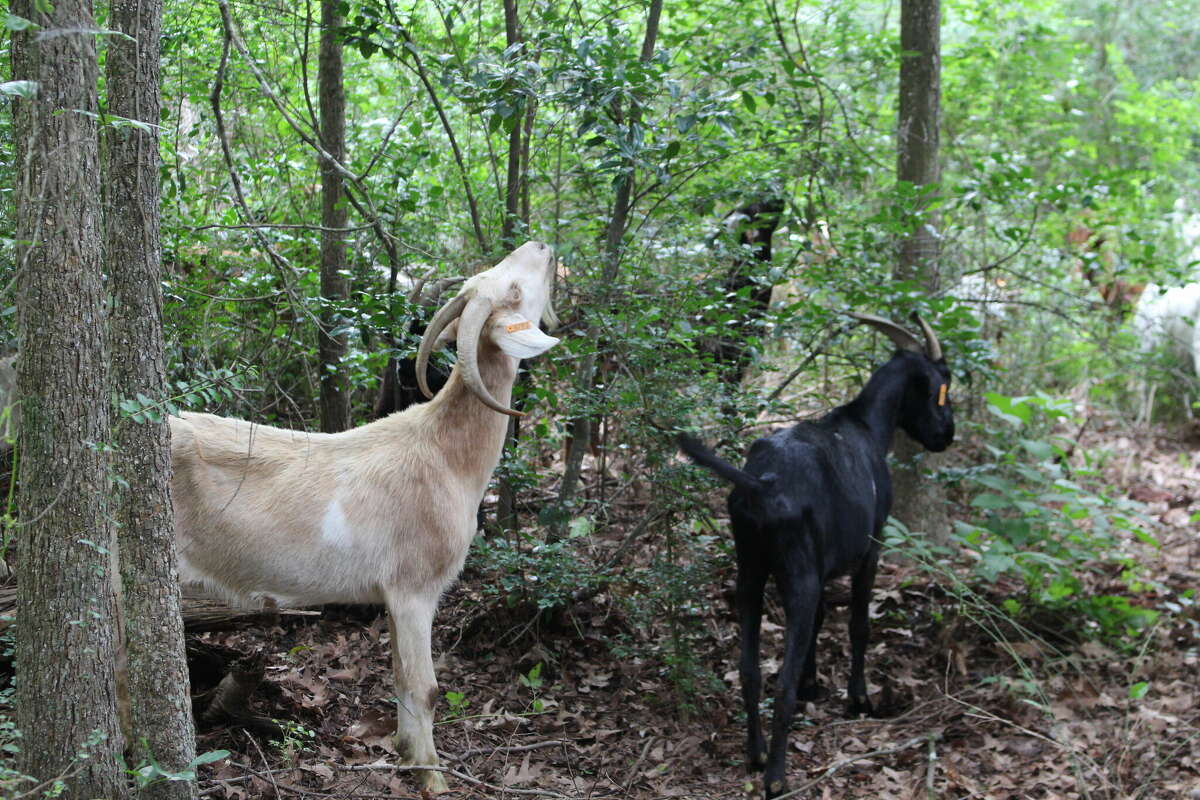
[{"left": 846, "top": 312, "right": 922, "bottom": 353}]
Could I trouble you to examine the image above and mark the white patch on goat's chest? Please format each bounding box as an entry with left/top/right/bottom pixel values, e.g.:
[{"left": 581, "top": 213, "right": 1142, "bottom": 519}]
[{"left": 321, "top": 497, "right": 354, "bottom": 549}]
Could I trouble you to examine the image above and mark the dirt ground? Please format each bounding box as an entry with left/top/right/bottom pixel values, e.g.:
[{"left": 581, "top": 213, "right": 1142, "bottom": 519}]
[{"left": 194, "top": 418, "right": 1200, "bottom": 800}]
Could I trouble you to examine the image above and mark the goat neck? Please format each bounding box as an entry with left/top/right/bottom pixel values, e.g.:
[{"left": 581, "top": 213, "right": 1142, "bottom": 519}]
[
  {"left": 841, "top": 352, "right": 920, "bottom": 453},
  {"left": 379, "top": 340, "right": 516, "bottom": 496}
]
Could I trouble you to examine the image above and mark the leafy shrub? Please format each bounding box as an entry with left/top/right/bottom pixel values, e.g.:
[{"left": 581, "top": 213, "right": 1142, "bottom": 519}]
[{"left": 927, "top": 391, "right": 1158, "bottom": 642}]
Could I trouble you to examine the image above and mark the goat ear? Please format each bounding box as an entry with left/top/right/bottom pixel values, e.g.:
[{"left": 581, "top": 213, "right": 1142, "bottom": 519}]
[
  {"left": 492, "top": 312, "right": 559, "bottom": 359},
  {"left": 432, "top": 318, "right": 459, "bottom": 350}
]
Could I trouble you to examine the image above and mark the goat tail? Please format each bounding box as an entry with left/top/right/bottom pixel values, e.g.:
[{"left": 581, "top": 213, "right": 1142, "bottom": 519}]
[{"left": 676, "top": 433, "right": 763, "bottom": 494}]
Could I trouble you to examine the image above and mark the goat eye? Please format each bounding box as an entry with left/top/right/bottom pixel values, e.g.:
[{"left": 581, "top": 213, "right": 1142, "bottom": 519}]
[{"left": 937, "top": 384, "right": 948, "bottom": 407}]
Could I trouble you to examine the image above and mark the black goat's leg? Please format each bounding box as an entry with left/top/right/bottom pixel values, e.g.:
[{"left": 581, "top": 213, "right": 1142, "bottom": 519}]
[
  {"left": 763, "top": 575, "right": 820, "bottom": 799},
  {"left": 735, "top": 561, "right": 768, "bottom": 772},
  {"left": 847, "top": 551, "right": 879, "bottom": 717},
  {"left": 798, "top": 592, "right": 826, "bottom": 702}
]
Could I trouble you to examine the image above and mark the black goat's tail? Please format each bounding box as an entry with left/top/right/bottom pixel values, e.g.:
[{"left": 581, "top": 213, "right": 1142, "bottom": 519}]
[{"left": 676, "top": 434, "right": 763, "bottom": 494}]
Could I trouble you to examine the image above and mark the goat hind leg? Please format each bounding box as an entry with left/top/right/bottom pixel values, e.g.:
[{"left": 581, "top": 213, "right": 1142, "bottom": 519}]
[
  {"left": 735, "top": 564, "right": 768, "bottom": 772},
  {"left": 797, "top": 593, "right": 826, "bottom": 702},
  {"left": 763, "top": 576, "right": 820, "bottom": 799},
  {"left": 846, "top": 553, "right": 878, "bottom": 717},
  {"left": 386, "top": 593, "right": 448, "bottom": 794}
]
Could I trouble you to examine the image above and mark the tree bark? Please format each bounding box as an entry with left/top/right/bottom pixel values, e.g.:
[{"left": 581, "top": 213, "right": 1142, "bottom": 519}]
[
  {"left": 893, "top": 0, "right": 949, "bottom": 542},
  {"left": 12, "top": 0, "right": 129, "bottom": 793},
  {"left": 105, "top": 0, "right": 199, "bottom": 794},
  {"left": 496, "top": 0, "right": 526, "bottom": 534},
  {"left": 317, "top": 0, "right": 351, "bottom": 433}
]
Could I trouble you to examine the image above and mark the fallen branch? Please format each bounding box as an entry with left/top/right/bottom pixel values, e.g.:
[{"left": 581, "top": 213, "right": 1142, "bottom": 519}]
[
  {"left": 452, "top": 739, "right": 571, "bottom": 762},
  {"left": 773, "top": 733, "right": 939, "bottom": 800},
  {"left": 338, "top": 761, "right": 573, "bottom": 798}
]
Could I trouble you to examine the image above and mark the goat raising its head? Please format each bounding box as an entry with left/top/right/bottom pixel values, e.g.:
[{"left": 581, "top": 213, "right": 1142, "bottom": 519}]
[
  {"left": 170, "top": 241, "right": 559, "bottom": 794},
  {"left": 416, "top": 239, "right": 559, "bottom": 417},
  {"left": 678, "top": 313, "right": 953, "bottom": 799}
]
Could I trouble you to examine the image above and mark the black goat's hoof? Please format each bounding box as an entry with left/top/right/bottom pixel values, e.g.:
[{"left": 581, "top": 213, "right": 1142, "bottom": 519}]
[
  {"left": 745, "top": 749, "right": 767, "bottom": 773},
  {"left": 847, "top": 695, "right": 875, "bottom": 718},
  {"left": 799, "top": 682, "right": 828, "bottom": 702},
  {"left": 764, "top": 777, "right": 788, "bottom": 799}
]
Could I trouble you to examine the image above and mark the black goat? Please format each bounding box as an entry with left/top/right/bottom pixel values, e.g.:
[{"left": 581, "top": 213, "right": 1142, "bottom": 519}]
[
  {"left": 677, "top": 313, "right": 954, "bottom": 799},
  {"left": 373, "top": 276, "right": 463, "bottom": 419}
]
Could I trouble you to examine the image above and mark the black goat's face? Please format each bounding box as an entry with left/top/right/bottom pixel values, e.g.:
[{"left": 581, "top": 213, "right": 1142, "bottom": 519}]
[{"left": 901, "top": 356, "right": 955, "bottom": 452}]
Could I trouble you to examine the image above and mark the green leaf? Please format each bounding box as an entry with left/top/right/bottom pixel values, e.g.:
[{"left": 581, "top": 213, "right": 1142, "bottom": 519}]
[
  {"left": 188, "top": 749, "right": 230, "bottom": 768},
  {"left": 4, "top": 13, "right": 37, "bottom": 31},
  {"left": 1128, "top": 682, "right": 1149, "bottom": 700},
  {"left": 0, "top": 80, "right": 37, "bottom": 98},
  {"left": 970, "top": 492, "right": 1010, "bottom": 510}
]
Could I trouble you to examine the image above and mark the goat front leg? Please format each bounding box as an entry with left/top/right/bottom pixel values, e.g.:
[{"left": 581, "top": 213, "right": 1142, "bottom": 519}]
[
  {"left": 386, "top": 592, "right": 448, "bottom": 794},
  {"left": 846, "top": 551, "right": 879, "bottom": 717}
]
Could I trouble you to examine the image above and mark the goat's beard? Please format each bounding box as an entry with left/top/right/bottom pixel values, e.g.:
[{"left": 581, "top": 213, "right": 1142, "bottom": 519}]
[{"left": 540, "top": 273, "right": 561, "bottom": 331}]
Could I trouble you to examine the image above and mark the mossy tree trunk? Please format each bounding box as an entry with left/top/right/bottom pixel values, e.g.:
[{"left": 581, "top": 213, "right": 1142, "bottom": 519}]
[
  {"left": 12, "top": 0, "right": 129, "bottom": 793},
  {"left": 105, "top": 0, "right": 199, "bottom": 794},
  {"left": 893, "top": 0, "right": 950, "bottom": 543},
  {"left": 317, "top": 0, "right": 351, "bottom": 433}
]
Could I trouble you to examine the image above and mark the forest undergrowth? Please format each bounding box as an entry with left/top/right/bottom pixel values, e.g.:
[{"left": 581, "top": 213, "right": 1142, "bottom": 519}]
[{"left": 188, "top": 413, "right": 1200, "bottom": 800}]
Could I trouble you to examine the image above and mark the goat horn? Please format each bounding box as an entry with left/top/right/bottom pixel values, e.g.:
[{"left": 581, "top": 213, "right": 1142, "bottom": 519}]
[
  {"left": 911, "top": 313, "right": 943, "bottom": 361},
  {"left": 416, "top": 289, "right": 471, "bottom": 400},
  {"left": 456, "top": 294, "right": 523, "bottom": 418},
  {"left": 847, "top": 312, "right": 923, "bottom": 353}
]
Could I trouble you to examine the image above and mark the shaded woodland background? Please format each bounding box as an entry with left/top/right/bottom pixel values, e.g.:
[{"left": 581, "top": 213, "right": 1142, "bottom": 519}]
[{"left": 1, "top": 0, "right": 1198, "bottom": 797}]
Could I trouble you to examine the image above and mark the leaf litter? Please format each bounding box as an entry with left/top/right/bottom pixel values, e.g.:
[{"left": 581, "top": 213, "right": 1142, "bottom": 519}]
[{"left": 195, "top": 417, "right": 1199, "bottom": 799}]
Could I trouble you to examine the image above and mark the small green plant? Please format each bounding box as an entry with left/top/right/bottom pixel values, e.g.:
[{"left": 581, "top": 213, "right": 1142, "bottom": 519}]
[
  {"left": 270, "top": 721, "right": 316, "bottom": 766},
  {"left": 131, "top": 747, "right": 230, "bottom": 788},
  {"left": 518, "top": 663, "right": 545, "bottom": 713},
  {"left": 443, "top": 689, "right": 470, "bottom": 719}
]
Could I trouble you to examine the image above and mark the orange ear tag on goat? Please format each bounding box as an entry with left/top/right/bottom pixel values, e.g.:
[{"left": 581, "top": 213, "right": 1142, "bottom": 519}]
[
  {"left": 506, "top": 320, "right": 532, "bottom": 333},
  {"left": 938, "top": 384, "right": 948, "bottom": 406}
]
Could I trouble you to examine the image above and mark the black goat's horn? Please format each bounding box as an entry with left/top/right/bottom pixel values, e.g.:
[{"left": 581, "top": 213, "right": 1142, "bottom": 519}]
[
  {"left": 847, "top": 312, "right": 923, "bottom": 353},
  {"left": 911, "top": 313, "right": 943, "bottom": 361}
]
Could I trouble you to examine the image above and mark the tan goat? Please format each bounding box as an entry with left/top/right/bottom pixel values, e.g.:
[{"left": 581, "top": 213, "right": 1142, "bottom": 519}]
[{"left": 170, "top": 240, "right": 560, "bottom": 793}]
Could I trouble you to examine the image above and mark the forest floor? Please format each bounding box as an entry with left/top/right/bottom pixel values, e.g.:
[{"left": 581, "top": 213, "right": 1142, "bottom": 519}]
[{"left": 194, "top": 415, "right": 1200, "bottom": 800}]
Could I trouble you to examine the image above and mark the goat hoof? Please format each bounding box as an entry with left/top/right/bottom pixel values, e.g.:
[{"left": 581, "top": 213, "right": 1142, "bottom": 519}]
[
  {"left": 847, "top": 696, "right": 875, "bottom": 718},
  {"left": 419, "top": 769, "right": 449, "bottom": 794},
  {"left": 764, "top": 778, "right": 788, "bottom": 799},
  {"left": 746, "top": 741, "right": 767, "bottom": 772}
]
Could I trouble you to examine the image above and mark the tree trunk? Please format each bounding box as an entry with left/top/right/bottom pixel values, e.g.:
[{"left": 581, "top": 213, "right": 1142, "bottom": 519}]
[
  {"left": 317, "top": 0, "right": 351, "bottom": 433},
  {"left": 105, "top": 0, "right": 198, "bottom": 794},
  {"left": 12, "top": 0, "right": 129, "bottom": 793},
  {"left": 893, "top": 0, "right": 948, "bottom": 543},
  {"left": 496, "top": 0, "right": 526, "bottom": 534}
]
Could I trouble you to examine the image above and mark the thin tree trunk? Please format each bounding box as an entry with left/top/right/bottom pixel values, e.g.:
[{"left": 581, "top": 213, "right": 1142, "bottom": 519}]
[
  {"left": 556, "top": 0, "right": 663, "bottom": 529},
  {"left": 105, "top": 0, "right": 198, "bottom": 794},
  {"left": 896, "top": 0, "right": 942, "bottom": 286},
  {"left": 893, "top": 0, "right": 948, "bottom": 542},
  {"left": 12, "top": 0, "right": 128, "bottom": 793},
  {"left": 317, "top": 0, "right": 351, "bottom": 432},
  {"left": 500, "top": 0, "right": 522, "bottom": 245},
  {"left": 497, "top": 0, "right": 524, "bottom": 533}
]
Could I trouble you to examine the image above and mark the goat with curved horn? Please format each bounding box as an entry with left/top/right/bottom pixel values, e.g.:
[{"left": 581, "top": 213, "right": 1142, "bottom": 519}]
[{"left": 170, "top": 240, "right": 560, "bottom": 794}]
